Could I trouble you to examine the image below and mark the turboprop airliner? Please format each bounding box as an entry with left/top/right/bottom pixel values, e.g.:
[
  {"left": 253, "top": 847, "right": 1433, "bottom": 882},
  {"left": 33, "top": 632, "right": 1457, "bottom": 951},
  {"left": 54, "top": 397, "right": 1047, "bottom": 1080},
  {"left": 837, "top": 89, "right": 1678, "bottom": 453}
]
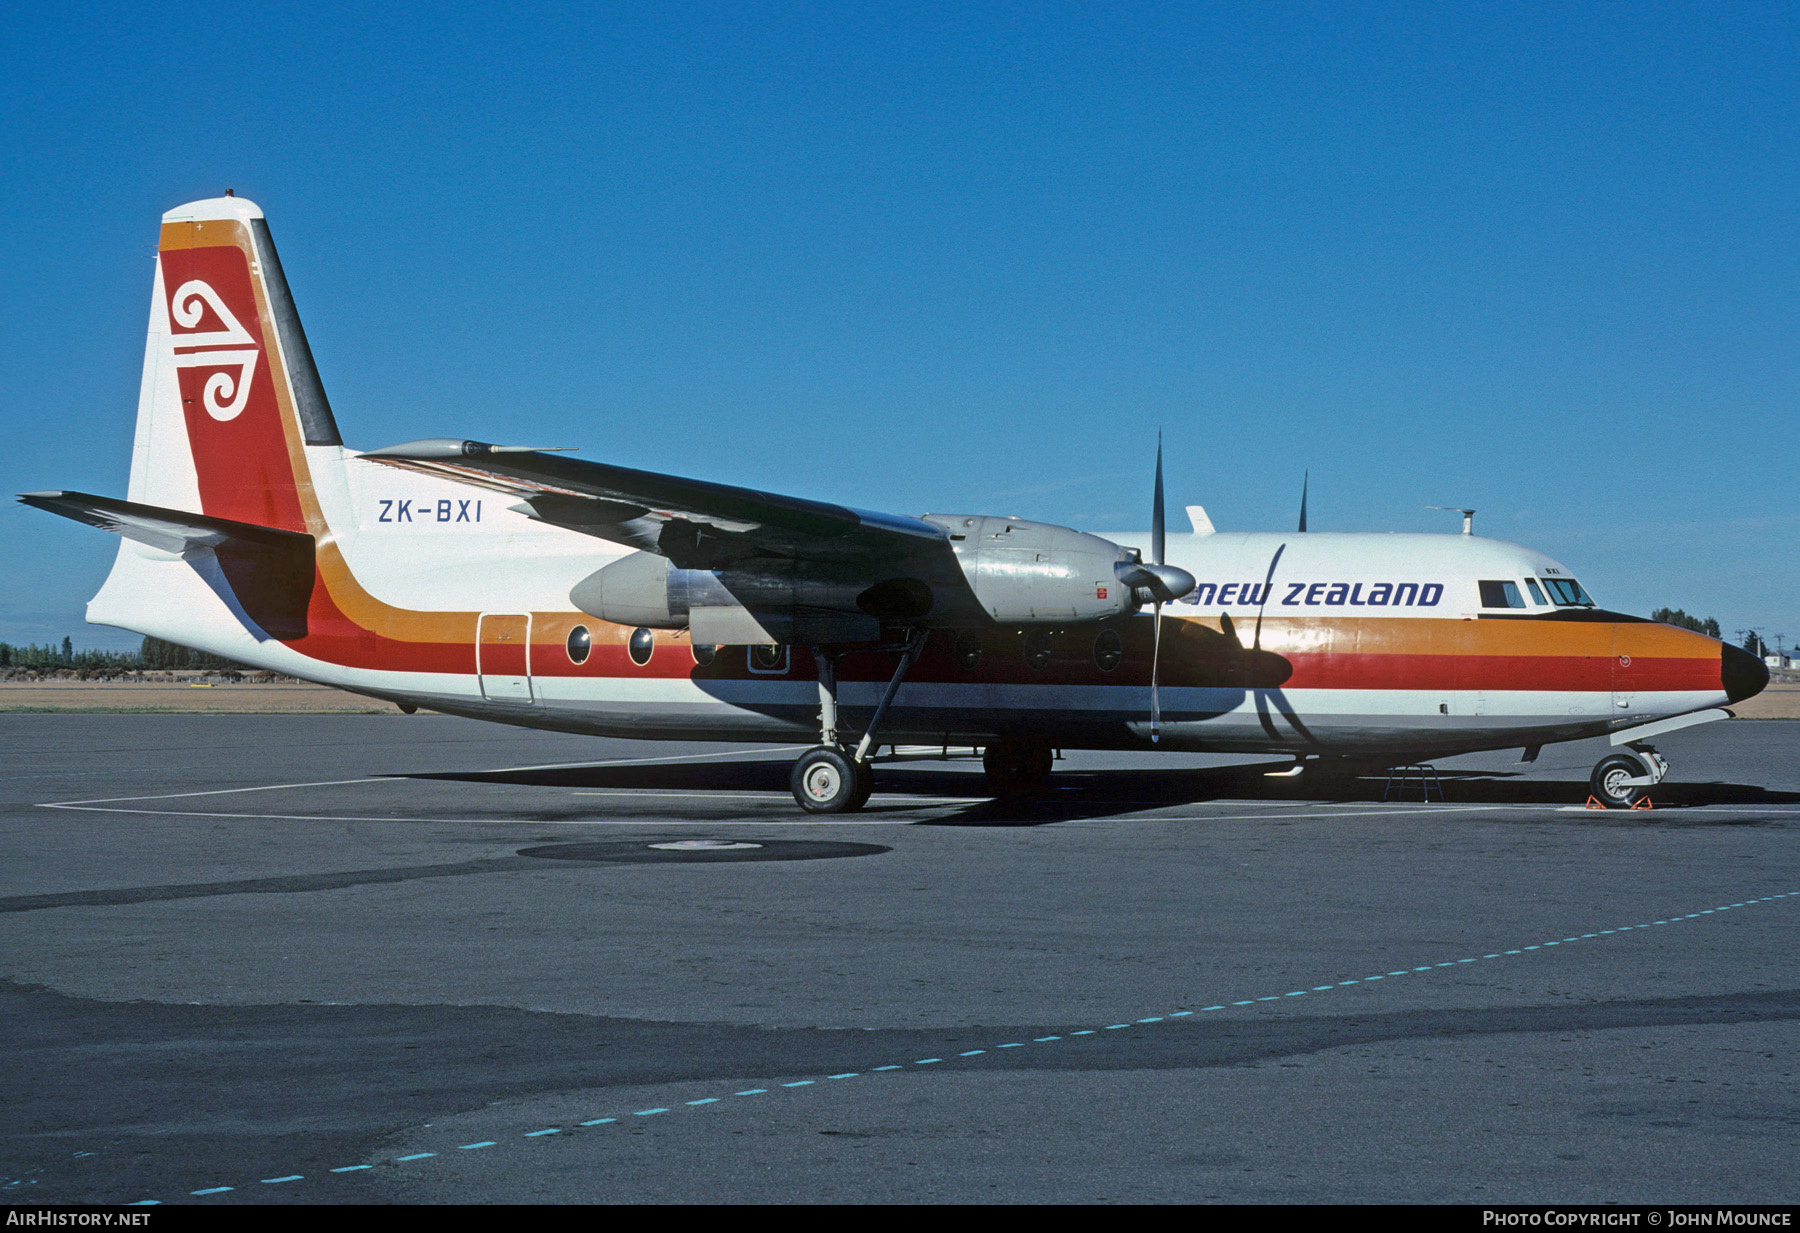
[{"left": 21, "top": 196, "right": 1769, "bottom": 812}]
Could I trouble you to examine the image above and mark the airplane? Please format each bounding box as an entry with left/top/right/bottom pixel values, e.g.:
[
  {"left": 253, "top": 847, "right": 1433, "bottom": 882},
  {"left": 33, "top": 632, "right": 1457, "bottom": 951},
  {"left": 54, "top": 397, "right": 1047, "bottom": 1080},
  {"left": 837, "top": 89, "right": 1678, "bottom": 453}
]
[{"left": 20, "top": 196, "right": 1770, "bottom": 813}]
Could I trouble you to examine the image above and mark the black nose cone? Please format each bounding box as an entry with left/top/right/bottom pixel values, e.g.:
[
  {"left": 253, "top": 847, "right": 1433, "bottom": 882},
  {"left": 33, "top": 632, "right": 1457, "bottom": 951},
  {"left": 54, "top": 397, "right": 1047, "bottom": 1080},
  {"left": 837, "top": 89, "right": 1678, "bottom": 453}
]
[{"left": 1722, "top": 643, "right": 1769, "bottom": 704}]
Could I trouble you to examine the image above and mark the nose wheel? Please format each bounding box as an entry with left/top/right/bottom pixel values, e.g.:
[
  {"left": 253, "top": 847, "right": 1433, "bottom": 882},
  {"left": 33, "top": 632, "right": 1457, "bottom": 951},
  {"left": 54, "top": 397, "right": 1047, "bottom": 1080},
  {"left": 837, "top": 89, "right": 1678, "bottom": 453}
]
[{"left": 1588, "top": 745, "right": 1667, "bottom": 808}]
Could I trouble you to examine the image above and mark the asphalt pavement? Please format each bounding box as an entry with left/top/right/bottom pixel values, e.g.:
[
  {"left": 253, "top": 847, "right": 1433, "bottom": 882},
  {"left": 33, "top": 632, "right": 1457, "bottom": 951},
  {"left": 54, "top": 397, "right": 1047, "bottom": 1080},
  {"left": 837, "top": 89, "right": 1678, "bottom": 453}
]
[{"left": 3, "top": 714, "right": 1797, "bottom": 1204}]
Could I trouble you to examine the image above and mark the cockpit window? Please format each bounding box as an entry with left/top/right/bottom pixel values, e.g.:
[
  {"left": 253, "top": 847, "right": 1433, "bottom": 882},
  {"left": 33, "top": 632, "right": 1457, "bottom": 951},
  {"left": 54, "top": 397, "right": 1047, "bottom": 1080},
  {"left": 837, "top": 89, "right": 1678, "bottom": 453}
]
[
  {"left": 1541, "top": 578, "right": 1594, "bottom": 607},
  {"left": 1479, "top": 580, "right": 1526, "bottom": 609},
  {"left": 1524, "top": 578, "right": 1547, "bottom": 606}
]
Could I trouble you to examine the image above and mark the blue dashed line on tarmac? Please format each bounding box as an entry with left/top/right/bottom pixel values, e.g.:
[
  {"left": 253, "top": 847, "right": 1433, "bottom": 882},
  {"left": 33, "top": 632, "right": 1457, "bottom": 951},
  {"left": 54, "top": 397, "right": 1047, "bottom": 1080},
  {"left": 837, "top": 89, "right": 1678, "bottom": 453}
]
[{"left": 135, "top": 887, "right": 1798, "bottom": 1205}]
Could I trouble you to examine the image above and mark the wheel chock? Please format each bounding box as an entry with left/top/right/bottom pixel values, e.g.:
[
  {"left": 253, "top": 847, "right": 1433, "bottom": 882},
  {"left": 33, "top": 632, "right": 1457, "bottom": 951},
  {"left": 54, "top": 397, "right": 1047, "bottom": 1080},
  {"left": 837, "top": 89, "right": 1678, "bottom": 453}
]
[
  {"left": 1630, "top": 797, "right": 1654, "bottom": 810},
  {"left": 1585, "top": 795, "right": 1608, "bottom": 810}
]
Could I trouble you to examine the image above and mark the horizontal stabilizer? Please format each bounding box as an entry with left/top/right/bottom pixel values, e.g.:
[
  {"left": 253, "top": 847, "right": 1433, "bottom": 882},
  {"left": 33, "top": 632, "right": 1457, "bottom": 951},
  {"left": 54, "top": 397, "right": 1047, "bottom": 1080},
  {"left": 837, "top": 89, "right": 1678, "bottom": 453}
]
[
  {"left": 18, "top": 490, "right": 312, "bottom": 556},
  {"left": 20, "top": 490, "right": 315, "bottom": 639}
]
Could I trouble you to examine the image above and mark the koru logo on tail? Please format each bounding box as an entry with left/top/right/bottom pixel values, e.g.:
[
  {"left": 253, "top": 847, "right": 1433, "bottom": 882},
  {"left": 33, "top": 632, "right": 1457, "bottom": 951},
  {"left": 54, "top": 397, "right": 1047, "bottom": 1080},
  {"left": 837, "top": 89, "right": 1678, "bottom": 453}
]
[{"left": 168, "top": 279, "right": 259, "bottom": 422}]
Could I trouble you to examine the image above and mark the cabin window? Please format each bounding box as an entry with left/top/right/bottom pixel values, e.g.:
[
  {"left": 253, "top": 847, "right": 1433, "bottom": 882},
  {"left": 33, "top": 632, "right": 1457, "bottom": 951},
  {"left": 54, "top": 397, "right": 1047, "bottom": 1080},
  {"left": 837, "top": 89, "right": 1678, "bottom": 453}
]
[
  {"left": 565, "top": 625, "right": 591, "bottom": 665},
  {"left": 629, "top": 627, "right": 655, "bottom": 666},
  {"left": 1478, "top": 580, "right": 1526, "bottom": 609},
  {"left": 1092, "top": 629, "right": 1123, "bottom": 672},
  {"left": 691, "top": 643, "right": 717, "bottom": 667},
  {"left": 750, "top": 644, "right": 787, "bottom": 672},
  {"left": 954, "top": 632, "right": 983, "bottom": 670},
  {"left": 1023, "top": 629, "right": 1053, "bottom": 670},
  {"left": 1541, "top": 578, "right": 1595, "bottom": 607},
  {"left": 1524, "top": 578, "right": 1548, "bottom": 606}
]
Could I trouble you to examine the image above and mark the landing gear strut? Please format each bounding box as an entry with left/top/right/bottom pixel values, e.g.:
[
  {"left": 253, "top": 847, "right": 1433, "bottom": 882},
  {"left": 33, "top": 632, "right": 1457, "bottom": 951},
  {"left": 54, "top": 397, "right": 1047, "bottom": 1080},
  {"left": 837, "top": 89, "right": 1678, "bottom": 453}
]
[
  {"left": 1588, "top": 744, "right": 1668, "bottom": 808},
  {"left": 789, "top": 630, "right": 928, "bottom": 814}
]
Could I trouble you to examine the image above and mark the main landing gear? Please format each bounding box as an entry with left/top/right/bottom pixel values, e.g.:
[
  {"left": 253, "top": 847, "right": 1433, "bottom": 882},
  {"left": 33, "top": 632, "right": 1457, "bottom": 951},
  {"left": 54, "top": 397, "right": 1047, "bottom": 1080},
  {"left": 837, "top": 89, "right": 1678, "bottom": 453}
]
[
  {"left": 790, "top": 630, "right": 928, "bottom": 814},
  {"left": 982, "top": 735, "right": 1054, "bottom": 798},
  {"left": 1588, "top": 744, "right": 1668, "bottom": 808}
]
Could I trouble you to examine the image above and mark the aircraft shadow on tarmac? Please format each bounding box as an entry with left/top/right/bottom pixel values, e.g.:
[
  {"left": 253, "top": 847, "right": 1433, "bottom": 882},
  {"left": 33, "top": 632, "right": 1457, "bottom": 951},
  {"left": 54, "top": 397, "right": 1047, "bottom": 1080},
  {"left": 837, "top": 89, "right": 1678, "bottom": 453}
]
[{"left": 395, "top": 760, "right": 1800, "bottom": 827}]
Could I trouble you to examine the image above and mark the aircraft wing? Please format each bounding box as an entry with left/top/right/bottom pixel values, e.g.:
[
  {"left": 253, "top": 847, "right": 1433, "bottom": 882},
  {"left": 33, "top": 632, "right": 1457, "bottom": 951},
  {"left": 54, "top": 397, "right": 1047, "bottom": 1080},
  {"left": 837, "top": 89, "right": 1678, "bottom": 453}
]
[{"left": 360, "top": 440, "right": 949, "bottom": 570}]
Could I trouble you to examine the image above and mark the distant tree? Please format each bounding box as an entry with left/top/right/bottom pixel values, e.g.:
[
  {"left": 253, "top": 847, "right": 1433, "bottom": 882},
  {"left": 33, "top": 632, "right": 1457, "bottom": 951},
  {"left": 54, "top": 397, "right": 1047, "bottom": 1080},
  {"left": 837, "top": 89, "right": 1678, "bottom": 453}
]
[
  {"left": 0, "top": 643, "right": 10, "bottom": 667},
  {"left": 1738, "top": 630, "right": 1768, "bottom": 659},
  {"left": 139, "top": 635, "right": 246, "bottom": 671},
  {"left": 60, "top": 636, "right": 73, "bottom": 664},
  {"left": 1651, "top": 608, "right": 1722, "bottom": 639}
]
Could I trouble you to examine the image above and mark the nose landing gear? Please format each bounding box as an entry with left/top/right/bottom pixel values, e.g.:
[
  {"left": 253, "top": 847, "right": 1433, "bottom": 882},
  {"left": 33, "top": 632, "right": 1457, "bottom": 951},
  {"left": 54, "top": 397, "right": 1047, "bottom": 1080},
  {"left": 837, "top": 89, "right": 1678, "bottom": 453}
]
[{"left": 1588, "top": 744, "right": 1668, "bottom": 808}]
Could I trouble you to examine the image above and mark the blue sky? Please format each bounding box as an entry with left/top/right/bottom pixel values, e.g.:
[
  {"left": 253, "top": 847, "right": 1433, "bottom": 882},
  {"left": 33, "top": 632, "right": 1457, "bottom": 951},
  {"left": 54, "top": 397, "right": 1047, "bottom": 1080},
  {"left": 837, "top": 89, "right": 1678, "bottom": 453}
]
[{"left": 2, "top": 2, "right": 1794, "bottom": 651}]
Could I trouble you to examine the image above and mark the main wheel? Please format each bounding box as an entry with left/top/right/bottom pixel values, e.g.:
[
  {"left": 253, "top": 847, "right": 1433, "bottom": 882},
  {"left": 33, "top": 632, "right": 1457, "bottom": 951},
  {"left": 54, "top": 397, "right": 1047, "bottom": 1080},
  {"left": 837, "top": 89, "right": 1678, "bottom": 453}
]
[
  {"left": 791, "top": 747, "right": 864, "bottom": 813},
  {"left": 1589, "top": 753, "right": 1649, "bottom": 808},
  {"left": 983, "top": 736, "right": 1054, "bottom": 798},
  {"left": 848, "top": 759, "right": 875, "bottom": 811}
]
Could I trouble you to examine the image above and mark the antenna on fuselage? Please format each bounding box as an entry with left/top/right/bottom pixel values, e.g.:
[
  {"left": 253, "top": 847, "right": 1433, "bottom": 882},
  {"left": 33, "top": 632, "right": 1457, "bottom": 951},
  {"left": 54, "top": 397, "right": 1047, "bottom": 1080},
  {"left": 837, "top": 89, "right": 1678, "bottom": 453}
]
[
  {"left": 1426, "top": 506, "right": 1475, "bottom": 535},
  {"left": 1297, "top": 472, "right": 1309, "bottom": 532}
]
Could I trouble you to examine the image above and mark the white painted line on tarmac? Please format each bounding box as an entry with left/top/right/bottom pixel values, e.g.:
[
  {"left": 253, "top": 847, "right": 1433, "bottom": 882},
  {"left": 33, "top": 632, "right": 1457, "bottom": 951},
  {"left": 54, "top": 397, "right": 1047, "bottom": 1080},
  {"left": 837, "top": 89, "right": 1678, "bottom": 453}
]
[
  {"left": 1151, "top": 805, "right": 1509, "bottom": 823},
  {"left": 1553, "top": 805, "right": 1800, "bottom": 815},
  {"left": 32, "top": 804, "right": 924, "bottom": 825},
  {"left": 570, "top": 790, "right": 982, "bottom": 804},
  {"left": 46, "top": 777, "right": 399, "bottom": 806},
  {"left": 38, "top": 746, "right": 818, "bottom": 810},
  {"left": 483, "top": 746, "right": 815, "bottom": 774}
]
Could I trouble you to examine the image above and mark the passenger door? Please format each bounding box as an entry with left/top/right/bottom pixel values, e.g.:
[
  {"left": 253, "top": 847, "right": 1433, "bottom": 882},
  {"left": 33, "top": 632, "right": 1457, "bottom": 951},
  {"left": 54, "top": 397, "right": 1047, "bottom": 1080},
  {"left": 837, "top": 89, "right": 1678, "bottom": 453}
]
[{"left": 477, "top": 613, "right": 534, "bottom": 702}]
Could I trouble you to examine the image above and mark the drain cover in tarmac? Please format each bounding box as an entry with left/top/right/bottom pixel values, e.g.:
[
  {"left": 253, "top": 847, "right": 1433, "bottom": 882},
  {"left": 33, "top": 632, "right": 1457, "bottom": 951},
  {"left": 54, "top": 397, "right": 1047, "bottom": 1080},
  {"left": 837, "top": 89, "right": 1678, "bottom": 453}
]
[{"left": 517, "top": 839, "right": 889, "bottom": 863}]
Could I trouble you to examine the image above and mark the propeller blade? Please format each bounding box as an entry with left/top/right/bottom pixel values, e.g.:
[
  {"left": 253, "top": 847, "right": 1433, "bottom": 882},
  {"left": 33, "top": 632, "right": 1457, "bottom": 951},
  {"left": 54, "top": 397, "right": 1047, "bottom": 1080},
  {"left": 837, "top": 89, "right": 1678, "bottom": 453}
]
[
  {"left": 1152, "top": 432, "right": 1166, "bottom": 566},
  {"left": 1297, "top": 471, "right": 1309, "bottom": 533},
  {"left": 1150, "top": 601, "right": 1163, "bottom": 743},
  {"left": 1252, "top": 543, "right": 1286, "bottom": 652}
]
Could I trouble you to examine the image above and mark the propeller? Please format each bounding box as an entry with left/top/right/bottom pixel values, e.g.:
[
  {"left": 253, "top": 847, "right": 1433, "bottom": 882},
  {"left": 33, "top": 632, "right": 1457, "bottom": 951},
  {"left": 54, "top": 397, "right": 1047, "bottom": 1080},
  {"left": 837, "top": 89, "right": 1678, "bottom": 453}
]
[{"left": 1113, "top": 435, "right": 1196, "bottom": 743}]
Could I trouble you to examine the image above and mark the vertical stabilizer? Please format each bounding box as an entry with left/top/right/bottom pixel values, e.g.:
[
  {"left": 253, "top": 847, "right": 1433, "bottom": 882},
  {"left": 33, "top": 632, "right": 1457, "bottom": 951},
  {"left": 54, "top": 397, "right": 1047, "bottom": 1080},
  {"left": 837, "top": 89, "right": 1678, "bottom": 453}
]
[{"left": 129, "top": 196, "right": 340, "bottom": 534}]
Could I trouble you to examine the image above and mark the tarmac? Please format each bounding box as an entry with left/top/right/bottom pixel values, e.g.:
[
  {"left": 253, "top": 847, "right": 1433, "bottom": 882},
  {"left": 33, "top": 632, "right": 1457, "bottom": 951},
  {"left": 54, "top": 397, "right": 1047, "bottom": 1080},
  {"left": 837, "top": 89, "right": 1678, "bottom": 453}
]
[{"left": 3, "top": 713, "right": 1798, "bottom": 1204}]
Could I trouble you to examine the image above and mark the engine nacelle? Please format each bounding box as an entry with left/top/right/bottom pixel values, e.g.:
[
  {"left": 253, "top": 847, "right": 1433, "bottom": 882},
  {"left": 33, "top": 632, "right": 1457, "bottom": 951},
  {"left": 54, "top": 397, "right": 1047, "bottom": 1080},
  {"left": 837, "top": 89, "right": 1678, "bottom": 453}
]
[
  {"left": 923, "top": 515, "right": 1136, "bottom": 623},
  {"left": 569, "top": 553, "right": 882, "bottom": 645}
]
